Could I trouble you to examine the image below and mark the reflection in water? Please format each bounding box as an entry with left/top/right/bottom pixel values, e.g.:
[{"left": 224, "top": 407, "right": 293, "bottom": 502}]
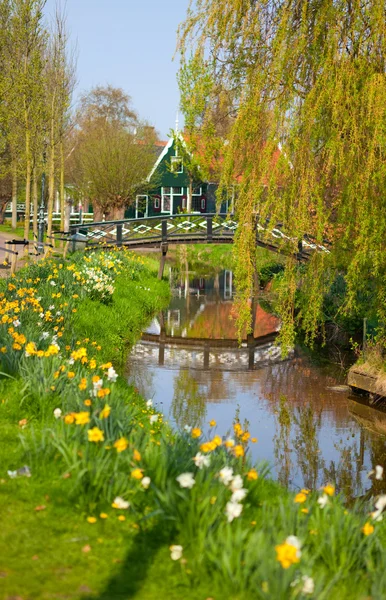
[
  {"left": 172, "top": 369, "right": 206, "bottom": 429},
  {"left": 127, "top": 266, "right": 386, "bottom": 498}
]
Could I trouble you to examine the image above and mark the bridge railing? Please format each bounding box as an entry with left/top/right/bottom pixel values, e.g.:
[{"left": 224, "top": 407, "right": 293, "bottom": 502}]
[
  {"left": 66, "top": 213, "right": 238, "bottom": 248},
  {"left": 54, "top": 212, "right": 330, "bottom": 260}
]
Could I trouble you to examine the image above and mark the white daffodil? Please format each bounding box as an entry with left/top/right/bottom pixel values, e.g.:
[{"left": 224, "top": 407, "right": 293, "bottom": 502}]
[
  {"left": 176, "top": 472, "right": 196, "bottom": 489},
  {"left": 53, "top": 408, "right": 62, "bottom": 419},
  {"left": 193, "top": 452, "right": 211, "bottom": 469},
  {"left": 41, "top": 332, "right": 49, "bottom": 339},
  {"left": 286, "top": 536, "right": 302, "bottom": 559},
  {"left": 372, "top": 494, "right": 386, "bottom": 521},
  {"left": 183, "top": 424, "right": 192, "bottom": 433},
  {"left": 13, "top": 319, "right": 20, "bottom": 327},
  {"left": 219, "top": 466, "right": 234, "bottom": 486},
  {"left": 150, "top": 414, "right": 158, "bottom": 424},
  {"left": 230, "top": 474, "right": 243, "bottom": 491},
  {"left": 107, "top": 366, "right": 118, "bottom": 382},
  {"left": 146, "top": 399, "right": 153, "bottom": 408},
  {"left": 50, "top": 281, "right": 56, "bottom": 286},
  {"left": 7, "top": 470, "right": 17, "bottom": 479},
  {"left": 370, "top": 465, "right": 385, "bottom": 480},
  {"left": 112, "top": 496, "right": 130, "bottom": 509},
  {"left": 141, "top": 476, "right": 151, "bottom": 489},
  {"left": 169, "top": 545, "right": 183, "bottom": 560},
  {"left": 231, "top": 488, "right": 248, "bottom": 503},
  {"left": 68, "top": 358, "right": 75, "bottom": 365},
  {"left": 302, "top": 576, "right": 315, "bottom": 595},
  {"left": 225, "top": 501, "right": 243, "bottom": 522},
  {"left": 93, "top": 378, "right": 103, "bottom": 390},
  {"left": 317, "top": 494, "right": 329, "bottom": 508}
]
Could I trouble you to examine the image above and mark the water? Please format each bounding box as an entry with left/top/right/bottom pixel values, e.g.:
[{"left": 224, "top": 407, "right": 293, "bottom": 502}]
[{"left": 127, "top": 267, "right": 386, "bottom": 498}]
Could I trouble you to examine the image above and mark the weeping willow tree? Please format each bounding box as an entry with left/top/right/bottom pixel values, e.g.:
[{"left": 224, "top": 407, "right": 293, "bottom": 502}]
[{"left": 177, "top": 0, "right": 386, "bottom": 352}]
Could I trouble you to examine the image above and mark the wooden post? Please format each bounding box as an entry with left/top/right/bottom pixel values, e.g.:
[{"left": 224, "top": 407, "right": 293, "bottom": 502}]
[
  {"left": 207, "top": 216, "right": 213, "bottom": 243},
  {"left": 10, "top": 244, "right": 17, "bottom": 275},
  {"left": 116, "top": 224, "right": 123, "bottom": 247},
  {"left": 158, "top": 242, "right": 168, "bottom": 280},
  {"left": 161, "top": 219, "right": 167, "bottom": 242}
]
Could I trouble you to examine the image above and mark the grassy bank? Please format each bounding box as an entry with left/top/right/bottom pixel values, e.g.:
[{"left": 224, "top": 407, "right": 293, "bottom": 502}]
[{"left": 1, "top": 248, "right": 386, "bottom": 599}]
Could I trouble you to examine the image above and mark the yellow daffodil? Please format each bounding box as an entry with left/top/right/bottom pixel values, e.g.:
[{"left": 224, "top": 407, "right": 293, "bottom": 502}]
[
  {"left": 131, "top": 468, "right": 143, "bottom": 480},
  {"left": 294, "top": 492, "right": 307, "bottom": 504},
  {"left": 247, "top": 469, "right": 258, "bottom": 481},
  {"left": 100, "top": 404, "right": 111, "bottom": 419},
  {"left": 133, "top": 449, "right": 141, "bottom": 461},
  {"left": 191, "top": 427, "right": 201, "bottom": 439},
  {"left": 209, "top": 420, "right": 216, "bottom": 427},
  {"left": 233, "top": 445, "right": 244, "bottom": 458},
  {"left": 323, "top": 484, "right": 335, "bottom": 497},
  {"left": 362, "top": 522, "right": 374, "bottom": 536},
  {"left": 88, "top": 427, "right": 104, "bottom": 443},
  {"left": 87, "top": 516, "right": 97, "bottom": 524},
  {"left": 114, "top": 437, "right": 129, "bottom": 453},
  {"left": 74, "top": 412, "right": 90, "bottom": 425}
]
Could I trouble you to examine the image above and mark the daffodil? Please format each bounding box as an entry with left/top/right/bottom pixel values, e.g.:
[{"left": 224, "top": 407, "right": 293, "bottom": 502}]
[
  {"left": 362, "top": 522, "right": 374, "bottom": 536},
  {"left": 176, "top": 472, "right": 195, "bottom": 489},
  {"left": 275, "top": 536, "right": 301, "bottom": 569},
  {"left": 114, "top": 437, "right": 129, "bottom": 453},
  {"left": 88, "top": 427, "right": 104, "bottom": 442}
]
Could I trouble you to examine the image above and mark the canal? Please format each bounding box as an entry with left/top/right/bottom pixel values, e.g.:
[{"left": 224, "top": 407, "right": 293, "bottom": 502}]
[{"left": 127, "top": 264, "right": 386, "bottom": 499}]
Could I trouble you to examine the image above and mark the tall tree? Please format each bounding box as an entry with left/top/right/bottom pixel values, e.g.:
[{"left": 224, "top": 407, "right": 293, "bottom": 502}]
[
  {"left": 70, "top": 86, "right": 158, "bottom": 221},
  {"left": 178, "top": 0, "right": 386, "bottom": 349},
  {"left": 10, "top": 0, "right": 47, "bottom": 245},
  {"left": 44, "top": 5, "right": 76, "bottom": 241}
]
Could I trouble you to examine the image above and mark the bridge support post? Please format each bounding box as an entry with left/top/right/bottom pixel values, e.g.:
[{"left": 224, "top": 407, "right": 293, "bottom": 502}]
[
  {"left": 116, "top": 224, "right": 123, "bottom": 247},
  {"left": 158, "top": 242, "right": 168, "bottom": 280},
  {"left": 207, "top": 216, "right": 213, "bottom": 243}
]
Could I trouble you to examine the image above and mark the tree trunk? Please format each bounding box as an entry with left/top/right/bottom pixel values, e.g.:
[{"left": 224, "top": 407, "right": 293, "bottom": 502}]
[
  {"left": 24, "top": 129, "right": 31, "bottom": 248},
  {"left": 93, "top": 205, "right": 103, "bottom": 222},
  {"left": 32, "top": 164, "right": 38, "bottom": 241},
  {"left": 60, "top": 140, "right": 65, "bottom": 232},
  {"left": 46, "top": 127, "right": 55, "bottom": 239},
  {"left": 12, "top": 160, "right": 17, "bottom": 230}
]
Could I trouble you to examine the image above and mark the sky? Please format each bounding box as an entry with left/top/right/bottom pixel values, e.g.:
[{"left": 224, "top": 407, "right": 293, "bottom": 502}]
[{"left": 44, "top": 0, "right": 190, "bottom": 139}]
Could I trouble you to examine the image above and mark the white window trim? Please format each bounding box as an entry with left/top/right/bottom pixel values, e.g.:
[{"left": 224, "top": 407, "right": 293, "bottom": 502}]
[
  {"left": 135, "top": 195, "right": 148, "bottom": 218},
  {"left": 154, "top": 196, "right": 160, "bottom": 209},
  {"left": 171, "top": 156, "right": 183, "bottom": 173},
  {"left": 201, "top": 197, "right": 206, "bottom": 210},
  {"left": 192, "top": 186, "right": 202, "bottom": 196}
]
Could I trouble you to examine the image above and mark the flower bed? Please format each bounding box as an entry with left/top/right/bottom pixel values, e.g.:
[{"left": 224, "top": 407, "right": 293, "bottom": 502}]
[{"left": 0, "top": 248, "right": 386, "bottom": 599}]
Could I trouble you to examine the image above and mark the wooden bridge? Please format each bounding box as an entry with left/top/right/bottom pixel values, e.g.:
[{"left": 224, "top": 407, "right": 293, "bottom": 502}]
[{"left": 64, "top": 213, "right": 330, "bottom": 261}]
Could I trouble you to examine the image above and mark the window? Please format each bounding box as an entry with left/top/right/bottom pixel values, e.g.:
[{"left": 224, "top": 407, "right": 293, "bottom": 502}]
[
  {"left": 192, "top": 186, "right": 202, "bottom": 196},
  {"left": 201, "top": 197, "right": 206, "bottom": 210},
  {"left": 171, "top": 156, "right": 183, "bottom": 173},
  {"left": 172, "top": 187, "right": 183, "bottom": 195},
  {"left": 154, "top": 197, "right": 160, "bottom": 209},
  {"left": 135, "top": 195, "right": 148, "bottom": 218},
  {"left": 161, "top": 188, "right": 171, "bottom": 213}
]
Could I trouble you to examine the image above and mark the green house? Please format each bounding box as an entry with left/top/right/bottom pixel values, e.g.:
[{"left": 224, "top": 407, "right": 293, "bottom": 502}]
[{"left": 126, "top": 135, "right": 220, "bottom": 219}]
